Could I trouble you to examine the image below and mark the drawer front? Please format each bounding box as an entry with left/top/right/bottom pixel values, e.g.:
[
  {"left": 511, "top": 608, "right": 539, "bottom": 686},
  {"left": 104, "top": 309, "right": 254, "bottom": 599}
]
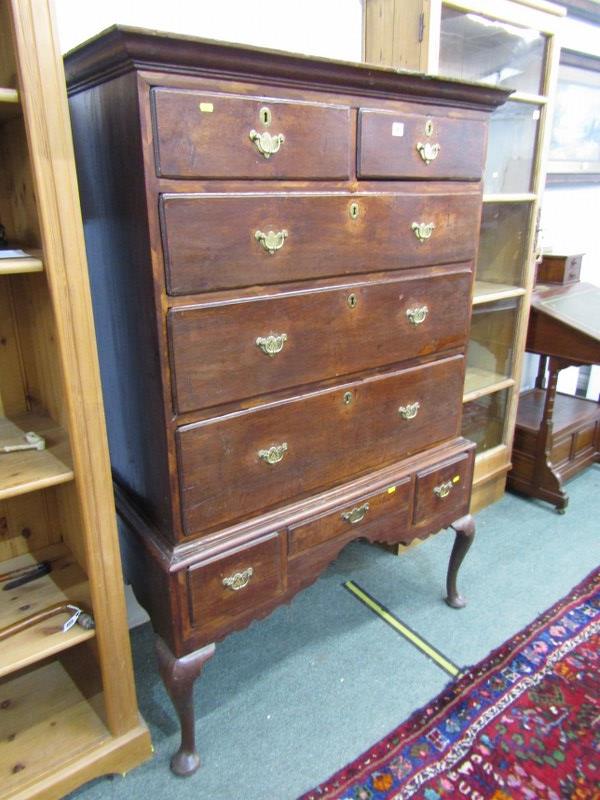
[
  {"left": 358, "top": 109, "right": 486, "bottom": 180},
  {"left": 413, "top": 452, "right": 473, "bottom": 527},
  {"left": 161, "top": 190, "right": 481, "bottom": 294},
  {"left": 186, "top": 533, "right": 283, "bottom": 634},
  {"left": 177, "top": 355, "right": 464, "bottom": 535},
  {"left": 288, "top": 477, "right": 411, "bottom": 557},
  {"left": 151, "top": 88, "right": 351, "bottom": 180},
  {"left": 169, "top": 269, "right": 472, "bottom": 414}
]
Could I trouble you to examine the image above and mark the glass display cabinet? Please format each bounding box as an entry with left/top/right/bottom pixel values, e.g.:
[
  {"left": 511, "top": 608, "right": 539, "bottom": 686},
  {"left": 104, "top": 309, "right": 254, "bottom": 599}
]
[{"left": 364, "top": 0, "right": 564, "bottom": 511}]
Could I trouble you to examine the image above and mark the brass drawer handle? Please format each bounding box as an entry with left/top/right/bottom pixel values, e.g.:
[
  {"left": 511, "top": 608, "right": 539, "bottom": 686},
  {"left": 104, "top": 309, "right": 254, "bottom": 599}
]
[
  {"left": 416, "top": 141, "right": 440, "bottom": 164},
  {"left": 258, "top": 442, "right": 288, "bottom": 465},
  {"left": 256, "top": 333, "right": 288, "bottom": 357},
  {"left": 406, "top": 305, "right": 429, "bottom": 326},
  {"left": 255, "top": 229, "right": 288, "bottom": 255},
  {"left": 222, "top": 567, "right": 254, "bottom": 591},
  {"left": 249, "top": 129, "right": 285, "bottom": 158},
  {"left": 433, "top": 481, "right": 454, "bottom": 499},
  {"left": 411, "top": 222, "right": 435, "bottom": 242},
  {"left": 399, "top": 401, "right": 420, "bottom": 420},
  {"left": 341, "top": 502, "right": 370, "bottom": 524}
]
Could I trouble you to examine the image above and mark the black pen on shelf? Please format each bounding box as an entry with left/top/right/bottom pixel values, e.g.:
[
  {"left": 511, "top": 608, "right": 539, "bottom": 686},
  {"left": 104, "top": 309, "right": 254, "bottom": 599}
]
[{"left": 1, "top": 561, "right": 52, "bottom": 590}]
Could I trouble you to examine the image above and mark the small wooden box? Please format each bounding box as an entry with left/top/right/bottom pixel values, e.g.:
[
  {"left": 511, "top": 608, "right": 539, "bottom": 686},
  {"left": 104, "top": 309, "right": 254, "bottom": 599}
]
[{"left": 537, "top": 253, "right": 583, "bottom": 285}]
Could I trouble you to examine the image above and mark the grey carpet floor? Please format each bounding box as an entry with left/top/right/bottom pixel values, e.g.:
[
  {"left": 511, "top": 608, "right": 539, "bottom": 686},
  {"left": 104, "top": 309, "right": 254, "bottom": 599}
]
[{"left": 68, "top": 464, "right": 600, "bottom": 800}]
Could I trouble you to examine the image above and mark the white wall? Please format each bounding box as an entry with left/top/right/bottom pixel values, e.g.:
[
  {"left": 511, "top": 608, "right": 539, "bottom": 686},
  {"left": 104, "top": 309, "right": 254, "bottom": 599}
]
[{"left": 54, "top": 0, "right": 364, "bottom": 60}]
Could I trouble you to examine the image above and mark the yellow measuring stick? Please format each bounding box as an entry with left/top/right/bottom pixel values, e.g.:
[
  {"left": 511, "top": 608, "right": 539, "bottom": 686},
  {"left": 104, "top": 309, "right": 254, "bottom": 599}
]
[{"left": 344, "top": 580, "right": 461, "bottom": 678}]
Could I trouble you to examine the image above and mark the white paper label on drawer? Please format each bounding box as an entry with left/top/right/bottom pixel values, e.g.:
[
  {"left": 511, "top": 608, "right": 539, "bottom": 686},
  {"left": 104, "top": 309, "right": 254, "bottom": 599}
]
[{"left": 392, "top": 122, "right": 405, "bottom": 137}]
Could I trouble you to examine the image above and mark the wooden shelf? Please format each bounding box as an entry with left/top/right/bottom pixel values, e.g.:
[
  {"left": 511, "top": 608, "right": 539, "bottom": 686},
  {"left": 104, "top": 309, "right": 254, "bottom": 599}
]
[
  {"left": 0, "top": 544, "right": 94, "bottom": 679},
  {"left": 0, "top": 253, "right": 43, "bottom": 274},
  {"left": 463, "top": 368, "right": 515, "bottom": 402},
  {"left": 0, "top": 652, "right": 109, "bottom": 798},
  {"left": 0, "top": 413, "right": 73, "bottom": 501},
  {"left": 472, "top": 281, "right": 526, "bottom": 305},
  {"left": 0, "top": 86, "right": 19, "bottom": 121}
]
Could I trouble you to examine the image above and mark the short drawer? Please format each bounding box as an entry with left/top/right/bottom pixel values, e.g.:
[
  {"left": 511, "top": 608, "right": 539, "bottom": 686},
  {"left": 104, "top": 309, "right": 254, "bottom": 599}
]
[
  {"left": 288, "top": 478, "right": 411, "bottom": 557},
  {"left": 358, "top": 108, "right": 486, "bottom": 180},
  {"left": 413, "top": 451, "right": 473, "bottom": 527},
  {"left": 186, "top": 533, "right": 283, "bottom": 636},
  {"left": 168, "top": 267, "right": 472, "bottom": 414},
  {"left": 177, "top": 355, "right": 464, "bottom": 536},
  {"left": 151, "top": 88, "right": 351, "bottom": 180},
  {"left": 160, "top": 190, "right": 481, "bottom": 294}
]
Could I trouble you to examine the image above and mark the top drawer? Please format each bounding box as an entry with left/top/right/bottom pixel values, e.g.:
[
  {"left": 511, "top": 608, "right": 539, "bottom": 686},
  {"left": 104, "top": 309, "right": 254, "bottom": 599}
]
[
  {"left": 358, "top": 109, "right": 486, "bottom": 180},
  {"left": 151, "top": 88, "right": 352, "bottom": 180}
]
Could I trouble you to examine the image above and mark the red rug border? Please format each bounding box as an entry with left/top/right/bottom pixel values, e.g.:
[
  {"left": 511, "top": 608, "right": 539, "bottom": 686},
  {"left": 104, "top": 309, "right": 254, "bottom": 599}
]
[{"left": 299, "top": 564, "right": 600, "bottom": 800}]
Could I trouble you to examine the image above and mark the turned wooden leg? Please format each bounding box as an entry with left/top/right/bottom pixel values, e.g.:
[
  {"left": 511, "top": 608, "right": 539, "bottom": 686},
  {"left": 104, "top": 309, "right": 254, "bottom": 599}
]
[
  {"left": 155, "top": 636, "right": 215, "bottom": 777},
  {"left": 445, "top": 514, "right": 475, "bottom": 609}
]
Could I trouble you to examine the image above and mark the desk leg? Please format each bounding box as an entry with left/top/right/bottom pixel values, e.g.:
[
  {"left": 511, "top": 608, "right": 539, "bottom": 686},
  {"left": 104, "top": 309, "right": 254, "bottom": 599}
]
[
  {"left": 445, "top": 514, "right": 475, "bottom": 609},
  {"left": 155, "top": 636, "right": 216, "bottom": 777}
]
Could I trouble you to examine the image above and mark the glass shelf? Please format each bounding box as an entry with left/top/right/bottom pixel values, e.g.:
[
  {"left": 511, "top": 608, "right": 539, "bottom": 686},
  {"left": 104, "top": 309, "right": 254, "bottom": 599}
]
[
  {"left": 462, "top": 388, "right": 510, "bottom": 454},
  {"left": 465, "top": 298, "right": 519, "bottom": 400},
  {"left": 478, "top": 201, "right": 533, "bottom": 288},
  {"left": 484, "top": 101, "right": 542, "bottom": 195},
  {"left": 439, "top": 7, "right": 547, "bottom": 95}
]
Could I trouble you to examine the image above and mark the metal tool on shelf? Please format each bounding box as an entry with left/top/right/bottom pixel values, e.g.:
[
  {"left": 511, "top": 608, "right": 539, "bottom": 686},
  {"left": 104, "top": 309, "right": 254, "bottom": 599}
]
[
  {"left": 0, "top": 602, "right": 95, "bottom": 642},
  {"left": 1, "top": 560, "right": 51, "bottom": 590}
]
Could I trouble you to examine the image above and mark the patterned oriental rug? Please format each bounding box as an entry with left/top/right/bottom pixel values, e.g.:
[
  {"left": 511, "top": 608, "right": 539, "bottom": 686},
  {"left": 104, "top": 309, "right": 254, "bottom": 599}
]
[{"left": 299, "top": 567, "right": 599, "bottom": 800}]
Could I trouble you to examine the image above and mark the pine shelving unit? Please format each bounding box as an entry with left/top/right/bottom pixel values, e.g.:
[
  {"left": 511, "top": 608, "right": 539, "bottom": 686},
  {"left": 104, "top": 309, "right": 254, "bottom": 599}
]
[{"left": 0, "top": 1, "right": 151, "bottom": 797}]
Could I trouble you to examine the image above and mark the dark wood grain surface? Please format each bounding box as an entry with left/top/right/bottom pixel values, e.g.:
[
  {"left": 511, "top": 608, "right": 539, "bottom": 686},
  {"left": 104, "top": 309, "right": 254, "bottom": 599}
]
[
  {"left": 168, "top": 266, "right": 471, "bottom": 414},
  {"left": 65, "top": 27, "right": 500, "bottom": 770},
  {"left": 176, "top": 355, "right": 464, "bottom": 535},
  {"left": 160, "top": 189, "right": 481, "bottom": 294},
  {"left": 152, "top": 87, "right": 352, "bottom": 180},
  {"left": 358, "top": 108, "right": 487, "bottom": 180}
]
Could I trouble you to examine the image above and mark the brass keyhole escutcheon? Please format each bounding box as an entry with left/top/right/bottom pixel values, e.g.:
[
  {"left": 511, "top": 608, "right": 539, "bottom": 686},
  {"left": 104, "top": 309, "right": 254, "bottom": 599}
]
[
  {"left": 347, "top": 293, "right": 358, "bottom": 309},
  {"left": 425, "top": 119, "right": 434, "bottom": 137},
  {"left": 260, "top": 106, "right": 272, "bottom": 127},
  {"left": 343, "top": 391, "right": 353, "bottom": 405},
  {"left": 349, "top": 202, "right": 360, "bottom": 220}
]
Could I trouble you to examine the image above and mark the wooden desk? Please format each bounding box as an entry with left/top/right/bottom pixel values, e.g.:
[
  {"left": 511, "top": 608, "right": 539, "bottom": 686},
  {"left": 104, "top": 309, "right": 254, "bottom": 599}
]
[{"left": 508, "top": 282, "right": 600, "bottom": 512}]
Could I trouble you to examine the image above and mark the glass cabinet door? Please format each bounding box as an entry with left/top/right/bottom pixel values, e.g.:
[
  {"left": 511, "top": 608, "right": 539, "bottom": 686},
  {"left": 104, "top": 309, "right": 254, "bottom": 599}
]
[{"left": 363, "top": 0, "right": 563, "bottom": 511}]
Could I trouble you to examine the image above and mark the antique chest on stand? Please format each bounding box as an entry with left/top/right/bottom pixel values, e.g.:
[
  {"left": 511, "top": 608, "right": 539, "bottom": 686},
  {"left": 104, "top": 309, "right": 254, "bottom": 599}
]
[{"left": 65, "top": 28, "right": 508, "bottom": 775}]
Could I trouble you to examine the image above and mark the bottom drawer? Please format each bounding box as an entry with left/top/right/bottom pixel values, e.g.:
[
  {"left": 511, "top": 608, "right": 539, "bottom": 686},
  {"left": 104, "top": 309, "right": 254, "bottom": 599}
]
[
  {"left": 186, "top": 533, "right": 284, "bottom": 636},
  {"left": 288, "top": 476, "right": 411, "bottom": 557},
  {"left": 413, "top": 452, "right": 473, "bottom": 527}
]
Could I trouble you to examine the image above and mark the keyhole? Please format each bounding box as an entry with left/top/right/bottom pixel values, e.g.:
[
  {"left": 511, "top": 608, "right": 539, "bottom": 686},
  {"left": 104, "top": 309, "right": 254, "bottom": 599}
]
[
  {"left": 343, "top": 391, "right": 353, "bottom": 405},
  {"left": 347, "top": 293, "right": 358, "bottom": 309},
  {"left": 349, "top": 202, "right": 359, "bottom": 220},
  {"left": 425, "top": 119, "right": 434, "bottom": 137},
  {"left": 260, "top": 107, "right": 272, "bottom": 127}
]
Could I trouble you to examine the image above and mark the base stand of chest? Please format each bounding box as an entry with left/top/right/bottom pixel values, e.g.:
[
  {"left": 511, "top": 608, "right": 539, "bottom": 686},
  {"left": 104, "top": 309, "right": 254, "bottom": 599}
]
[{"left": 153, "top": 514, "right": 475, "bottom": 776}]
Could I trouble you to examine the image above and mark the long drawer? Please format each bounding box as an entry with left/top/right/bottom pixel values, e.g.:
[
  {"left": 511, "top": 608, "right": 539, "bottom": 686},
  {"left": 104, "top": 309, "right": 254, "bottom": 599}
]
[
  {"left": 160, "top": 189, "right": 481, "bottom": 294},
  {"left": 168, "top": 267, "right": 472, "bottom": 414},
  {"left": 358, "top": 108, "right": 487, "bottom": 180},
  {"left": 176, "top": 355, "right": 464, "bottom": 535},
  {"left": 151, "top": 87, "right": 352, "bottom": 180}
]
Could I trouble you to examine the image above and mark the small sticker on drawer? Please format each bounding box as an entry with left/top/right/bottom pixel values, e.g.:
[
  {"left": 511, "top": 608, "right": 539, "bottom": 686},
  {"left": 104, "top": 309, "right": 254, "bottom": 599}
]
[
  {"left": 387, "top": 486, "right": 396, "bottom": 494},
  {"left": 452, "top": 475, "right": 461, "bottom": 484},
  {"left": 392, "top": 122, "right": 404, "bottom": 137},
  {"left": 199, "top": 102, "right": 214, "bottom": 113}
]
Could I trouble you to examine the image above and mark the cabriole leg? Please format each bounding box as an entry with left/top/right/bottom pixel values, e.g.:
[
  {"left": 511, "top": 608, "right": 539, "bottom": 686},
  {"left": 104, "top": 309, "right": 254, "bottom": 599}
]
[
  {"left": 155, "top": 636, "right": 216, "bottom": 777},
  {"left": 445, "top": 514, "right": 475, "bottom": 609}
]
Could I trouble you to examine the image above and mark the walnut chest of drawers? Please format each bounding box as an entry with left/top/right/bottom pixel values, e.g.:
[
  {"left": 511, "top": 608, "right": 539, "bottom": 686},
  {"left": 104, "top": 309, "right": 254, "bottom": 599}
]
[{"left": 65, "top": 27, "right": 508, "bottom": 775}]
